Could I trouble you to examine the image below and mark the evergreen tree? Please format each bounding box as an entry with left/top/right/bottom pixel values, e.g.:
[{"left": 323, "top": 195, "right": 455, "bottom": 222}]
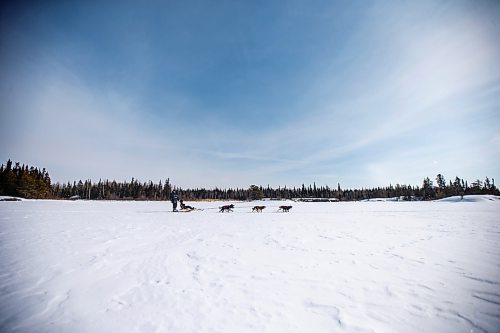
[
  {"left": 422, "top": 177, "right": 435, "bottom": 200},
  {"left": 435, "top": 174, "right": 446, "bottom": 199},
  {"left": 249, "top": 185, "right": 264, "bottom": 200}
]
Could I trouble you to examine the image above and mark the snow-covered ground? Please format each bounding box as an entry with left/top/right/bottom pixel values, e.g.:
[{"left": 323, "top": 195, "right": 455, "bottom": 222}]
[{"left": 1, "top": 197, "right": 499, "bottom": 333}]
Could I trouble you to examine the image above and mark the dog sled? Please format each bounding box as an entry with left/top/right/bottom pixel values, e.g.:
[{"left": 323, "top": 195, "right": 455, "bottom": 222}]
[
  {"left": 176, "top": 200, "right": 201, "bottom": 212},
  {"left": 170, "top": 202, "right": 293, "bottom": 213}
]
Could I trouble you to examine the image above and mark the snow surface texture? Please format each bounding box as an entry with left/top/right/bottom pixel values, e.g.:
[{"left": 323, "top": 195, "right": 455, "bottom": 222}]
[{"left": 1, "top": 197, "right": 499, "bottom": 333}]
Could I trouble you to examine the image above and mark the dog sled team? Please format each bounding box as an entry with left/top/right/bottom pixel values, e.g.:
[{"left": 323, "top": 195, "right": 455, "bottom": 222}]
[
  {"left": 218, "top": 204, "right": 293, "bottom": 213},
  {"left": 220, "top": 204, "right": 292, "bottom": 213},
  {"left": 170, "top": 190, "right": 292, "bottom": 213},
  {"left": 253, "top": 205, "right": 291, "bottom": 212}
]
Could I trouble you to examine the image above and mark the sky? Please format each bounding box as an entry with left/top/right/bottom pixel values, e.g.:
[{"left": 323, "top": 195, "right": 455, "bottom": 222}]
[{"left": 1, "top": 0, "right": 499, "bottom": 189}]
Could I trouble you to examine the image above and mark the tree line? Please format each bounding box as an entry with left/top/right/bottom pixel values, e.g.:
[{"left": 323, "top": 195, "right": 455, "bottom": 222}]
[
  {"left": 1, "top": 159, "right": 498, "bottom": 201},
  {"left": 0, "top": 160, "right": 52, "bottom": 199}
]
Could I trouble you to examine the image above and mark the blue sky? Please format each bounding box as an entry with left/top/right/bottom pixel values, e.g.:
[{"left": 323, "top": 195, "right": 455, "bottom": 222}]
[{"left": 1, "top": 0, "right": 499, "bottom": 188}]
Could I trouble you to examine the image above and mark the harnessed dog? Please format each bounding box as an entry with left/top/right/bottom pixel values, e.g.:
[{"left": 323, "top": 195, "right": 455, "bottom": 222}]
[
  {"left": 219, "top": 204, "right": 235, "bottom": 212},
  {"left": 278, "top": 205, "right": 292, "bottom": 212},
  {"left": 252, "top": 206, "right": 266, "bottom": 212}
]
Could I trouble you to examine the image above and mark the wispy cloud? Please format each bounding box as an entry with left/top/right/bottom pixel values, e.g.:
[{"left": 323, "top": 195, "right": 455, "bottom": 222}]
[{"left": 1, "top": 66, "right": 180, "bottom": 182}]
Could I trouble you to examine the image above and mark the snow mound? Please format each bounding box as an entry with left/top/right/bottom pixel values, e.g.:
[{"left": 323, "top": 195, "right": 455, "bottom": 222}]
[
  {"left": 435, "top": 195, "right": 500, "bottom": 202},
  {"left": 0, "top": 196, "right": 23, "bottom": 201},
  {"left": 361, "top": 197, "right": 404, "bottom": 202}
]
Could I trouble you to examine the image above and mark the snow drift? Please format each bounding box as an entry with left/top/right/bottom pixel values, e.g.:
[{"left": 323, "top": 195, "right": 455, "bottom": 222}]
[
  {"left": 0, "top": 198, "right": 499, "bottom": 332},
  {"left": 435, "top": 195, "right": 500, "bottom": 203}
]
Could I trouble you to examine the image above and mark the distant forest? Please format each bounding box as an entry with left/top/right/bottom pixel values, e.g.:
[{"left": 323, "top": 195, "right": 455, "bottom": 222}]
[{"left": 1, "top": 159, "right": 498, "bottom": 201}]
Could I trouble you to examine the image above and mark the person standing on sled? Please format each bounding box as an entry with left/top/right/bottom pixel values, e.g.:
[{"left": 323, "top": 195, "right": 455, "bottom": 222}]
[{"left": 170, "top": 191, "right": 179, "bottom": 212}]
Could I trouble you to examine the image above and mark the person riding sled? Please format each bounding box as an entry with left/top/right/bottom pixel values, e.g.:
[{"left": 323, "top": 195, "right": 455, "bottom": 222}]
[{"left": 180, "top": 200, "right": 195, "bottom": 211}]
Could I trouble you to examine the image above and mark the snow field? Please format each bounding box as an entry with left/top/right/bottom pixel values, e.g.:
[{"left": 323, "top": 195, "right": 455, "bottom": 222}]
[{"left": 0, "top": 198, "right": 499, "bottom": 332}]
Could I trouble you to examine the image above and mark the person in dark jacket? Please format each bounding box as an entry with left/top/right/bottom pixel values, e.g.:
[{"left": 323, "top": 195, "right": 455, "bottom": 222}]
[
  {"left": 170, "top": 191, "right": 179, "bottom": 212},
  {"left": 180, "top": 200, "right": 195, "bottom": 211}
]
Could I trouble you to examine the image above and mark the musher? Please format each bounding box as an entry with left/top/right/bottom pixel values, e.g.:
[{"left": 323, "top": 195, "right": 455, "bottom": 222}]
[{"left": 170, "top": 190, "right": 179, "bottom": 212}]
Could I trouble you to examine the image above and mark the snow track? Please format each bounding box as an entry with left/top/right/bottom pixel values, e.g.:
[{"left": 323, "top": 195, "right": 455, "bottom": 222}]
[{"left": 1, "top": 198, "right": 499, "bottom": 332}]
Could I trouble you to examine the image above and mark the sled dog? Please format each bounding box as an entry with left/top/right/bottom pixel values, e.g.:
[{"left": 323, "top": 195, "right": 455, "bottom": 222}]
[
  {"left": 278, "top": 205, "right": 292, "bottom": 212},
  {"left": 252, "top": 206, "right": 266, "bottom": 212},
  {"left": 219, "top": 204, "right": 235, "bottom": 212}
]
